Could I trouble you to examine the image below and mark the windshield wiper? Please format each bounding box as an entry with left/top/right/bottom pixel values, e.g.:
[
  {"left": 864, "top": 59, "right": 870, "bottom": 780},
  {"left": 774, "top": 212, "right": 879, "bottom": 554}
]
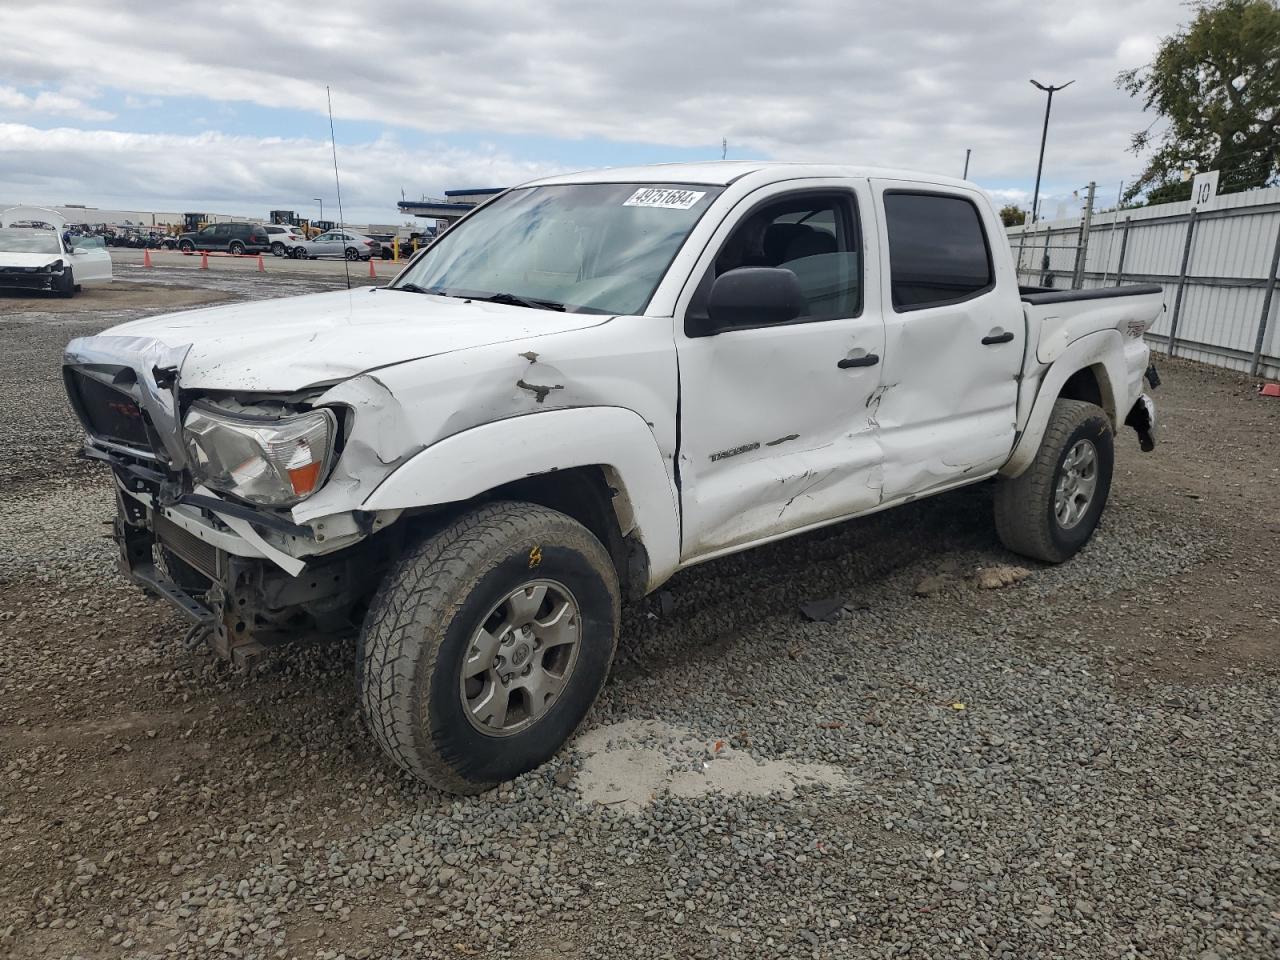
[
  {"left": 392, "top": 282, "right": 434, "bottom": 294},
  {"left": 472, "top": 292, "right": 566, "bottom": 312}
]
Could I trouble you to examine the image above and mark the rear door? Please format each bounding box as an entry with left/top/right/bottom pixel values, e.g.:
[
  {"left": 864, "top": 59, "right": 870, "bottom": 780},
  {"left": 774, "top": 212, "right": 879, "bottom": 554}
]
[
  {"left": 869, "top": 181, "right": 1024, "bottom": 500},
  {"left": 675, "top": 181, "right": 887, "bottom": 559}
]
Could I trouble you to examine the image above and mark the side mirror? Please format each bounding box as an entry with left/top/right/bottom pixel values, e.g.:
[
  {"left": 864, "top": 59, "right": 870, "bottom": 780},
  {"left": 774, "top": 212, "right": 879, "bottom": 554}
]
[
  {"left": 71, "top": 246, "right": 87, "bottom": 255},
  {"left": 703, "top": 267, "right": 806, "bottom": 335}
]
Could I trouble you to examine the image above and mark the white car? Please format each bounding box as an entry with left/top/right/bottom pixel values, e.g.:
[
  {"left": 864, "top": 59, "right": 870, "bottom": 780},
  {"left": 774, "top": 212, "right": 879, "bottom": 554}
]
[
  {"left": 263, "top": 223, "right": 307, "bottom": 258},
  {"left": 288, "top": 230, "right": 379, "bottom": 261},
  {"left": 1, "top": 205, "right": 111, "bottom": 296},
  {"left": 63, "top": 162, "right": 1161, "bottom": 793}
]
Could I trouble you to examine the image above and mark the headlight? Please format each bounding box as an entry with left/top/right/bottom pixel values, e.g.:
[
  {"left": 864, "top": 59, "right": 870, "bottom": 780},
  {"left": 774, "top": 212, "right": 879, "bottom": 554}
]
[{"left": 183, "top": 404, "right": 337, "bottom": 506}]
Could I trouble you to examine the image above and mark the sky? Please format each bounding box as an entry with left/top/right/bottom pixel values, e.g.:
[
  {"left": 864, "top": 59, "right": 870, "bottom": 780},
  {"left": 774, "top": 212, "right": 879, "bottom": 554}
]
[{"left": 0, "top": 0, "right": 1185, "bottom": 225}]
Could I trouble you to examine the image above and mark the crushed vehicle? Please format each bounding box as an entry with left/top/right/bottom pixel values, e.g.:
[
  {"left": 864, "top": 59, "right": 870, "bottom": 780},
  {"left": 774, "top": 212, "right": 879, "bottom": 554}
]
[
  {"left": 1, "top": 206, "right": 112, "bottom": 296},
  {"left": 62, "top": 163, "right": 1161, "bottom": 793}
]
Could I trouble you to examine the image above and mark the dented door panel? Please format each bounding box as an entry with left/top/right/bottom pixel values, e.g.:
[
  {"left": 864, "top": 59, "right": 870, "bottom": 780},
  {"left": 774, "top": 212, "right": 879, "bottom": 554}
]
[
  {"left": 673, "top": 178, "right": 887, "bottom": 560},
  {"left": 869, "top": 179, "right": 1024, "bottom": 500}
]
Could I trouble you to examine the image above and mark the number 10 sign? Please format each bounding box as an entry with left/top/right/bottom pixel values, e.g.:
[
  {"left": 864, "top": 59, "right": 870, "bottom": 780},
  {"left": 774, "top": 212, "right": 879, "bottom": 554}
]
[{"left": 1190, "top": 170, "right": 1220, "bottom": 210}]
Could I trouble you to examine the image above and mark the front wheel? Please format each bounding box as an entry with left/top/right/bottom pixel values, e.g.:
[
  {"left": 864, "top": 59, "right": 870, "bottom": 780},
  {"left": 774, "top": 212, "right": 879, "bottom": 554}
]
[
  {"left": 994, "top": 398, "right": 1114, "bottom": 563},
  {"left": 179, "top": 240, "right": 195, "bottom": 254},
  {"left": 358, "top": 501, "right": 620, "bottom": 794},
  {"left": 55, "top": 266, "right": 75, "bottom": 298}
]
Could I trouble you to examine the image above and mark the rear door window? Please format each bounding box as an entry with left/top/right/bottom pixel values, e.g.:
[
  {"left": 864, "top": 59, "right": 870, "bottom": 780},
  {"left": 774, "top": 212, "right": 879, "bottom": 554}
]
[{"left": 883, "top": 193, "right": 993, "bottom": 310}]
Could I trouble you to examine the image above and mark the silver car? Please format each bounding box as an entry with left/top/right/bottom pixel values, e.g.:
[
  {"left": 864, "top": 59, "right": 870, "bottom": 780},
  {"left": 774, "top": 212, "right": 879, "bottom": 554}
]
[{"left": 289, "top": 230, "right": 379, "bottom": 261}]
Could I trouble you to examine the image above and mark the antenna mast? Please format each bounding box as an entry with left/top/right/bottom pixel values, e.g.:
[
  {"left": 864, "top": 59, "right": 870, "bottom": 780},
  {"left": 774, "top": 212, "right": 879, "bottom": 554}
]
[{"left": 326, "top": 86, "right": 350, "bottom": 290}]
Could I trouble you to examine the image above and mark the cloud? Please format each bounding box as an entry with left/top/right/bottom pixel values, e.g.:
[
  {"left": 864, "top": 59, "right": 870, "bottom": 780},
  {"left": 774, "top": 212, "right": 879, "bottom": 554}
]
[
  {"left": 0, "top": 123, "right": 561, "bottom": 222},
  {"left": 0, "top": 85, "right": 115, "bottom": 122},
  {"left": 0, "top": 1, "right": 1184, "bottom": 184}
]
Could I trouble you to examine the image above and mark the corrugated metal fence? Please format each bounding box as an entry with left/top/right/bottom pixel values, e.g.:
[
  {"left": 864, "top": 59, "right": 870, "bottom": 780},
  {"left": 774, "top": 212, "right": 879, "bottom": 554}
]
[{"left": 1007, "top": 185, "right": 1280, "bottom": 379}]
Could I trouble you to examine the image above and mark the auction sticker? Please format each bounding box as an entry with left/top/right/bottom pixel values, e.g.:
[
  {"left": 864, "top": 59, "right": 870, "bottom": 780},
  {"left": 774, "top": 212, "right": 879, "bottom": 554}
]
[{"left": 623, "top": 187, "right": 707, "bottom": 210}]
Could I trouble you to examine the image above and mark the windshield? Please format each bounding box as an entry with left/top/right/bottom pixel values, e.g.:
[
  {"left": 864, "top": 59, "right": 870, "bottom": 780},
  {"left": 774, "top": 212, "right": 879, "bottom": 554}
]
[
  {"left": 393, "top": 182, "right": 723, "bottom": 314},
  {"left": 0, "top": 228, "right": 61, "bottom": 254}
]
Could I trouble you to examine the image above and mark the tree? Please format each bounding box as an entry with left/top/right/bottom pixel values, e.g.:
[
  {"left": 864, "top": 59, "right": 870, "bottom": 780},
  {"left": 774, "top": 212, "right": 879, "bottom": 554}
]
[
  {"left": 999, "top": 204, "right": 1027, "bottom": 227},
  {"left": 1117, "top": 0, "right": 1280, "bottom": 203}
]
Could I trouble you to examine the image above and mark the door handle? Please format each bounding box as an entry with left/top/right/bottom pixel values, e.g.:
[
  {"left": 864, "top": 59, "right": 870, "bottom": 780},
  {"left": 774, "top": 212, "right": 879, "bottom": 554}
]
[
  {"left": 982, "top": 331, "right": 1015, "bottom": 345},
  {"left": 837, "top": 353, "right": 880, "bottom": 369}
]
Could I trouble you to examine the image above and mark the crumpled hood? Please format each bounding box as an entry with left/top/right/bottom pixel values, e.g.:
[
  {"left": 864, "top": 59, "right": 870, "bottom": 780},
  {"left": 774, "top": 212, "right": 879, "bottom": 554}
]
[
  {"left": 103, "top": 287, "right": 612, "bottom": 391},
  {"left": 0, "top": 252, "right": 64, "bottom": 269}
]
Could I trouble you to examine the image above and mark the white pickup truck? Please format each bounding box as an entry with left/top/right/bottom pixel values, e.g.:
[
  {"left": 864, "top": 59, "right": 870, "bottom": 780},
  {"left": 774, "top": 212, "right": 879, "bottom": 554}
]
[{"left": 63, "top": 162, "right": 1161, "bottom": 793}]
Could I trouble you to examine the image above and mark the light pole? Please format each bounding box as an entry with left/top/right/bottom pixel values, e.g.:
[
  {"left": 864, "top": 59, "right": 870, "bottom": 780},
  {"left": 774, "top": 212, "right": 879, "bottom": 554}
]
[
  {"left": 1029, "top": 79, "right": 1073, "bottom": 223},
  {"left": 313, "top": 197, "right": 324, "bottom": 226}
]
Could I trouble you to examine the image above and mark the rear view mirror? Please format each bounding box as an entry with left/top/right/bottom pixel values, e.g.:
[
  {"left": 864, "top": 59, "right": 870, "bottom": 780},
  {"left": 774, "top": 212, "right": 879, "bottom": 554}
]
[{"left": 704, "top": 267, "right": 805, "bottom": 334}]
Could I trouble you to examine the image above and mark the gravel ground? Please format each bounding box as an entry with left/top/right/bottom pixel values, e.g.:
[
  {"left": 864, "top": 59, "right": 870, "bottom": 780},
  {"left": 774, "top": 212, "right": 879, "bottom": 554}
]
[{"left": 1, "top": 268, "right": 1277, "bottom": 960}]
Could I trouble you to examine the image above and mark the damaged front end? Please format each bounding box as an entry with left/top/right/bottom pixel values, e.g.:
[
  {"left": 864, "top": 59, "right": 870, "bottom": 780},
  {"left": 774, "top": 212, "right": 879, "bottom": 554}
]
[
  {"left": 63, "top": 335, "right": 397, "bottom": 668},
  {"left": 0, "top": 259, "right": 67, "bottom": 292}
]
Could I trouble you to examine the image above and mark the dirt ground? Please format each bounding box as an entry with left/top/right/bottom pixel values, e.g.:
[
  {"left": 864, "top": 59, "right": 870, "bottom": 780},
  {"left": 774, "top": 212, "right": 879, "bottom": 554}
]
[{"left": 0, "top": 270, "right": 1277, "bottom": 960}]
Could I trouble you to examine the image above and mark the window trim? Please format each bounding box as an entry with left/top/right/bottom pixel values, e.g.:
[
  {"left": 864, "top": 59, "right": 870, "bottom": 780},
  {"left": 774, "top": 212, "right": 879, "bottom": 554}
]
[
  {"left": 684, "top": 187, "right": 864, "bottom": 337},
  {"left": 883, "top": 188, "right": 995, "bottom": 314}
]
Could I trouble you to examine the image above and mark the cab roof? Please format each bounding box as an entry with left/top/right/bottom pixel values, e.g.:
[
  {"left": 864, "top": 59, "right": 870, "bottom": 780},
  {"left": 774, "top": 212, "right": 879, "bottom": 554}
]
[{"left": 523, "top": 161, "right": 975, "bottom": 191}]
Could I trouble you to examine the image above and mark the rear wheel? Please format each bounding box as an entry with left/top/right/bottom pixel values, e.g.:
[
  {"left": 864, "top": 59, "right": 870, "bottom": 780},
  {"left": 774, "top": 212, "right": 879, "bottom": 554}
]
[
  {"left": 345, "top": 247, "right": 360, "bottom": 261},
  {"left": 994, "top": 399, "right": 1114, "bottom": 563},
  {"left": 358, "top": 501, "right": 620, "bottom": 793},
  {"left": 271, "top": 241, "right": 286, "bottom": 257},
  {"left": 228, "top": 240, "right": 245, "bottom": 256}
]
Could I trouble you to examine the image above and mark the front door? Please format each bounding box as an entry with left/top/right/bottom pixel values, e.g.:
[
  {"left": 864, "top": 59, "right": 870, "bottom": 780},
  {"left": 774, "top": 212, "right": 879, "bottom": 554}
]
[
  {"left": 676, "top": 183, "right": 886, "bottom": 560},
  {"left": 868, "top": 181, "right": 1025, "bottom": 500},
  {"left": 195, "top": 226, "right": 217, "bottom": 250},
  {"left": 69, "top": 236, "right": 112, "bottom": 284}
]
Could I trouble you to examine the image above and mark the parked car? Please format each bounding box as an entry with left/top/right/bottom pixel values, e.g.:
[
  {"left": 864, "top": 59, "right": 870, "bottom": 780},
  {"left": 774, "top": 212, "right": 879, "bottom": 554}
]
[
  {"left": 288, "top": 230, "right": 378, "bottom": 261},
  {"left": 263, "top": 223, "right": 307, "bottom": 258},
  {"left": 1, "top": 205, "right": 112, "bottom": 296},
  {"left": 365, "top": 232, "right": 401, "bottom": 260},
  {"left": 177, "top": 222, "right": 271, "bottom": 256},
  {"left": 61, "top": 162, "right": 1160, "bottom": 793}
]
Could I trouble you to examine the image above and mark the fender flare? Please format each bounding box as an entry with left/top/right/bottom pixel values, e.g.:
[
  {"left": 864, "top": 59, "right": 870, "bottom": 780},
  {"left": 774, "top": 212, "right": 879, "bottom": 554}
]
[
  {"left": 1001, "top": 330, "right": 1127, "bottom": 478},
  {"left": 362, "top": 406, "right": 681, "bottom": 590}
]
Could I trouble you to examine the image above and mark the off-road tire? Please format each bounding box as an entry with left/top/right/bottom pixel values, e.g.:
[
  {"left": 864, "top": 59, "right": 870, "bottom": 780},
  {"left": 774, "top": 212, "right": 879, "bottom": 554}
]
[
  {"left": 994, "top": 398, "right": 1113, "bottom": 563},
  {"left": 358, "top": 501, "right": 620, "bottom": 793}
]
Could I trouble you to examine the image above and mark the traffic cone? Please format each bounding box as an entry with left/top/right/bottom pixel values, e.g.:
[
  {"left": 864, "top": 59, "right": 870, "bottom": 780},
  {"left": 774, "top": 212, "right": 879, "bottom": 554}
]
[
  {"left": 368, "top": 259, "right": 377, "bottom": 279},
  {"left": 143, "top": 248, "right": 153, "bottom": 268},
  {"left": 199, "top": 250, "right": 209, "bottom": 270},
  {"left": 257, "top": 254, "right": 265, "bottom": 272}
]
